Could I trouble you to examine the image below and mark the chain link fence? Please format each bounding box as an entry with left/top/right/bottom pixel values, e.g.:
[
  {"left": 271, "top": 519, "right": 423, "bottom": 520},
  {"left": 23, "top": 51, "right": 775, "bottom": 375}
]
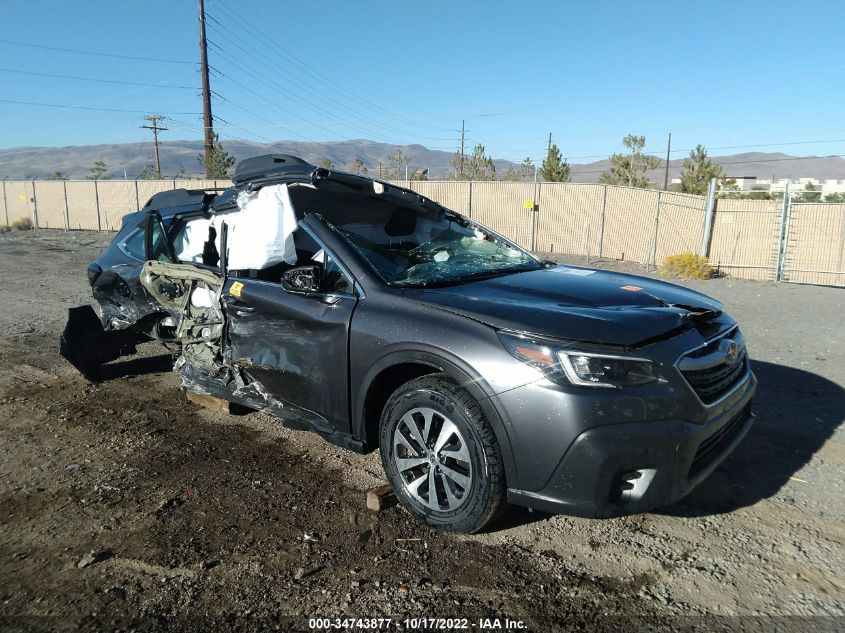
[{"left": 1, "top": 178, "right": 843, "bottom": 287}]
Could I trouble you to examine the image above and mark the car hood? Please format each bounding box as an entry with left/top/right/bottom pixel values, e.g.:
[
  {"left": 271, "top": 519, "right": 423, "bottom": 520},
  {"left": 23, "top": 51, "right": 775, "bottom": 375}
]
[{"left": 405, "top": 264, "right": 725, "bottom": 347}]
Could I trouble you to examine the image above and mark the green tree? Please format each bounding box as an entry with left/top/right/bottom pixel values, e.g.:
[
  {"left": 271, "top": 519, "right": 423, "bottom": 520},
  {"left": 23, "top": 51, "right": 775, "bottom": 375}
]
[
  {"left": 319, "top": 159, "right": 334, "bottom": 170},
  {"left": 502, "top": 167, "right": 519, "bottom": 181},
  {"left": 540, "top": 144, "right": 571, "bottom": 182},
  {"left": 137, "top": 164, "right": 158, "bottom": 180},
  {"left": 85, "top": 160, "right": 111, "bottom": 180},
  {"left": 449, "top": 151, "right": 467, "bottom": 180},
  {"left": 197, "top": 134, "right": 235, "bottom": 179},
  {"left": 598, "top": 134, "right": 660, "bottom": 188},
  {"left": 678, "top": 145, "right": 727, "bottom": 195},
  {"left": 798, "top": 182, "right": 822, "bottom": 202},
  {"left": 448, "top": 145, "right": 496, "bottom": 180},
  {"left": 505, "top": 157, "right": 535, "bottom": 181},
  {"left": 383, "top": 148, "right": 411, "bottom": 179},
  {"left": 724, "top": 184, "right": 773, "bottom": 200},
  {"left": 49, "top": 171, "right": 68, "bottom": 180},
  {"left": 349, "top": 158, "right": 368, "bottom": 175},
  {"left": 824, "top": 192, "right": 845, "bottom": 203},
  {"left": 520, "top": 157, "right": 535, "bottom": 181},
  {"left": 462, "top": 144, "right": 496, "bottom": 180},
  {"left": 174, "top": 165, "right": 191, "bottom": 179}
]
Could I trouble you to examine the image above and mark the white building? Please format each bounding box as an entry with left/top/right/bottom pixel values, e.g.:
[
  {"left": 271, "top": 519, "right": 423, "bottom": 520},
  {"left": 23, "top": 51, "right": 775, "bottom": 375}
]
[
  {"left": 671, "top": 176, "right": 845, "bottom": 195},
  {"left": 751, "top": 177, "right": 845, "bottom": 195}
]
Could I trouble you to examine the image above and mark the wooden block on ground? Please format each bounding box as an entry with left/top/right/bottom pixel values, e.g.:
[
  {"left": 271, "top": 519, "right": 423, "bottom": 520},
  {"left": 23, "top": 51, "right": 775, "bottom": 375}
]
[
  {"left": 186, "top": 390, "right": 232, "bottom": 414},
  {"left": 367, "top": 483, "right": 397, "bottom": 512}
]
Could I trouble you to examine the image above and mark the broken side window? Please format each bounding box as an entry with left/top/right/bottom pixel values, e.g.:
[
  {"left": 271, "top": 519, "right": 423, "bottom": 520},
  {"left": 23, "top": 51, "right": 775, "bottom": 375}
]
[
  {"left": 148, "top": 216, "right": 176, "bottom": 264},
  {"left": 293, "top": 230, "right": 353, "bottom": 295},
  {"left": 229, "top": 226, "right": 353, "bottom": 295},
  {"left": 121, "top": 229, "right": 146, "bottom": 261}
]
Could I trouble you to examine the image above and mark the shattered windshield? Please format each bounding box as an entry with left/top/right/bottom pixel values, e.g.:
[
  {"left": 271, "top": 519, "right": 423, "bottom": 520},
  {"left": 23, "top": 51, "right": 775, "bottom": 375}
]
[{"left": 323, "top": 204, "right": 540, "bottom": 287}]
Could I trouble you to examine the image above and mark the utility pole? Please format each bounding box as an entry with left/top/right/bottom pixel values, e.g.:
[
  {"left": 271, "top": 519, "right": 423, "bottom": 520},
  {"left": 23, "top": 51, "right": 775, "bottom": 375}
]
[
  {"left": 663, "top": 132, "right": 672, "bottom": 190},
  {"left": 459, "top": 120, "right": 465, "bottom": 178},
  {"left": 547, "top": 132, "right": 552, "bottom": 154},
  {"left": 198, "top": 0, "right": 215, "bottom": 177},
  {"left": 378, "top": 161, "right": 383, "bottom": 179},
  {"left": 141, "top": 115, "right": 168, "bottom": 178}
]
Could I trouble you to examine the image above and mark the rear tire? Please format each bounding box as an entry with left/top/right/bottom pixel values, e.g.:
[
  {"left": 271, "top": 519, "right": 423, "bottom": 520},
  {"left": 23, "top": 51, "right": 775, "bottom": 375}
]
[{"left": 379, "top": 374, "right": 507, "bottom": 533}]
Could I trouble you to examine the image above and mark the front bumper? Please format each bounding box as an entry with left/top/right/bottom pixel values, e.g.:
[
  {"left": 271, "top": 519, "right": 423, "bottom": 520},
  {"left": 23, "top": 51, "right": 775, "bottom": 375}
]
[{"left": 506, "top": 371, "right": 756, "bottom": 518}]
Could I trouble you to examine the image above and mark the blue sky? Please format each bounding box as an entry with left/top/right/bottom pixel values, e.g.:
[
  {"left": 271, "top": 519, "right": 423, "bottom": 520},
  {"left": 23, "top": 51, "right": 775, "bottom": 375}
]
[{"left": 0, "top": 0, "right": 843, "bottom": 163}]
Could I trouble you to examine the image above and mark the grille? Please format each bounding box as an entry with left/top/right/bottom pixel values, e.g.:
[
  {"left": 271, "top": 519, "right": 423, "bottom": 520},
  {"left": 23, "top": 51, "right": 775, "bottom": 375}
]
[
  {"left": 682, "top": 351, "right": 748, "bottom": 404},
  {"left": 679, "top": 328, "right": 749, "bottom": 405},
  {"left": 689, "top": 405, "right": 750, "bottom": 477}
]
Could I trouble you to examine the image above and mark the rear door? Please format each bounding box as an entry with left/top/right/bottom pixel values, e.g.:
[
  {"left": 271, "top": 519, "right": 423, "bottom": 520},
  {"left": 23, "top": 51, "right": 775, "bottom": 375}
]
[
  {"left": 222, "top": 224, "right": 358, "bottom": 433},
  {"left": 92, "top": 205, "right": 208, "bottom": 330},
  {"left": 90, "top": 214, "right": 151, "bottom": 330}
]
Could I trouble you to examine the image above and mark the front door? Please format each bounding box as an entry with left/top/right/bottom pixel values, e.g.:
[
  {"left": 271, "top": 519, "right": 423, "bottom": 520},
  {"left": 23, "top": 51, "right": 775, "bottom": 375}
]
[{"left": 222, "top": 225, "right": 358, "bottom": 434}]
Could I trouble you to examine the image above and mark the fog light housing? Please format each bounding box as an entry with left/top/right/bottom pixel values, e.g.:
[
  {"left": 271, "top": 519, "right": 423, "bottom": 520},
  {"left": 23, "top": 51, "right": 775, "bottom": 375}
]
[{"left": 609, "top": 468, "right": 656, "bottom": 503}]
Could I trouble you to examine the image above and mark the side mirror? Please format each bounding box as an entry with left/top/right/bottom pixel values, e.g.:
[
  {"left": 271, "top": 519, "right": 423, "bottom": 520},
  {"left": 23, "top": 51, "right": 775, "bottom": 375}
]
[{"left": 282, "top": 265, "right": 322, "bottom": 293}]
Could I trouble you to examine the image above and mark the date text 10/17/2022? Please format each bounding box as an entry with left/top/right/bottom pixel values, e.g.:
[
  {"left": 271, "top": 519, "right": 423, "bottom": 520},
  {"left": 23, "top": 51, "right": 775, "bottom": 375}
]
[{"left": 307, "top": 617, "right": 527, "bottom": 630}]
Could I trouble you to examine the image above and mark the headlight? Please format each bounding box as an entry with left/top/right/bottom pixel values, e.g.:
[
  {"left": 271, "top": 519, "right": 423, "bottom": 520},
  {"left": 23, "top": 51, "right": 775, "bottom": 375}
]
[
  {"left": 498, "top": 331, "right": 660, "bottom": 389},
  {"left": 558, "top": 351, "right": 658, "bottom": 388}
]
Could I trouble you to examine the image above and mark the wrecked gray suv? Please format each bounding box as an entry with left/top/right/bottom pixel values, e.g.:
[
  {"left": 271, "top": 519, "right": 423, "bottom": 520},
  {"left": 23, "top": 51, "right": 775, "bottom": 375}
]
[{"left": 62, "top": 154, "right": 756, "bottom": 533}]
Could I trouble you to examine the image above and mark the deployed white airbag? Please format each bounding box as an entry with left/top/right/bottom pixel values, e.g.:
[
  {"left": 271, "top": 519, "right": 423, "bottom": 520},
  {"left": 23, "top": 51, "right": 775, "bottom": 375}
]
[
  {"left": 176, "top": 218, "right": 213, "bottom": 263},
  {"left": 214, "top": 184, "right": 298, "bottom": 270},
  {"left": 190, "top": 287, "right": 216, "bottom": 308}
]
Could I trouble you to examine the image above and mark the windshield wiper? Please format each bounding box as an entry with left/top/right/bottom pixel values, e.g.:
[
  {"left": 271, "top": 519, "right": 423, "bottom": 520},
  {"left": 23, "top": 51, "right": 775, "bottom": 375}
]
[
  {"left": 401, "top": 264, "right": 540, "bottom": 288},
  {"left": 440, "top": 209, "right": 470, "bottom": 227}
]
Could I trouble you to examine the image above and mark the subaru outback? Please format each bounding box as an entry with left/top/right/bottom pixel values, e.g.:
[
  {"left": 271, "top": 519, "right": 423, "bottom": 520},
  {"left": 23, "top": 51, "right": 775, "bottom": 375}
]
[{"left": 61, "top": 154, "right": 756, "bottom": 533}]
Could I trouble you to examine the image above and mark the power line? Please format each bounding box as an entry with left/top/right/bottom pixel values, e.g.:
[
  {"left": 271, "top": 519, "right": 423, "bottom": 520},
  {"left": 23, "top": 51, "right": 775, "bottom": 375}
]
[
  {"left": 203, "top": 45, "right": 345, "bottom": 140},
  {"left": 165, "top": 117, "right": 206, "bottom": 133},
  {"left": 693, "top": 138, "right": 845, "bottom": 152},
  {"left": 169, "top": 116, "right": 290, "bottom": 150},
  {"left": 203, "top": 24, "right": 457, "bottom": 145},
  {"left": 0, "top": 97, "right": 202, "bottom": 115},
  {"left": 0, "top": 66, "right": 197, "bottom": 89},
  {"left": 205, "top": 35, "right": 459, "bottom": 151},
  {"left": 214, "top": 115, "right": 276, "bottom": 145},
  {"left": 210, "top": 90, "right": 307, "bottom": 140},
  {"left": 205, "top": 2, "right": 461, "bottom": 140},
  {"left": 206, "top": 39, "right": 434, "bottom": 145},
  {"left": 208, "top": 0, "right": 457, "bottom": 134},
  {"left": 0, "top": 38, "right": 195, "bottom": 64}
]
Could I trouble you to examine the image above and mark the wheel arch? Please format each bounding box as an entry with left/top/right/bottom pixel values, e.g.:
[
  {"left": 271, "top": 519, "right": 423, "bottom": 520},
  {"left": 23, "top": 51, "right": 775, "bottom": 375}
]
[{"left": 354, "top": 348, "right": 518, "bottom": 488}]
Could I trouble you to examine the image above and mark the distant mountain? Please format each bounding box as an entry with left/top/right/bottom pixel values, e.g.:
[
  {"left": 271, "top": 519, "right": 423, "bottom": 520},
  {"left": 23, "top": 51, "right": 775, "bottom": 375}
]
[
  {"left": 0, "top": 139, "right": 493, "bottom": 180},
  {"left": 0, "top": 139, "right": 843, "bottom": 183},
  {"left": 574, "top": 152, "right": 845, "bottom": 184}
]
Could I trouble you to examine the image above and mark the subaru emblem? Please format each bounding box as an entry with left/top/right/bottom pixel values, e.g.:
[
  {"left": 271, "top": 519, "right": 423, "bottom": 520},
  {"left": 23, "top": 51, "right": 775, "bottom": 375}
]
[{"left": 725, "top": 340, "right": 740, "bottom": 364}]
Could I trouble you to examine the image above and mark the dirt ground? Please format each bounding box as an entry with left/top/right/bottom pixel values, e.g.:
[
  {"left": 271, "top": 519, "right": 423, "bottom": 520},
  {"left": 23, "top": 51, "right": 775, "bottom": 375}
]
[{"left": 1, "top": 230, "right": 843, "bottom": 632}]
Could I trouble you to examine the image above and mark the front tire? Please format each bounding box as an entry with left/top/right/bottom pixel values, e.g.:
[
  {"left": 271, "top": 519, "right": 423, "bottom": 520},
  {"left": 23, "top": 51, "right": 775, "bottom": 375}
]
[{"left": 379, "top": 374, "right": 506, "bottom": 533}]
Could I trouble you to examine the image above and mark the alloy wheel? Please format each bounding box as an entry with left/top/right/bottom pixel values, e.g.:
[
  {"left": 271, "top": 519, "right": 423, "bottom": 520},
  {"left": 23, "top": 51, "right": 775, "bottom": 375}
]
[{"left": 392, "top": 407, "right": 472, "bottom": 511}]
